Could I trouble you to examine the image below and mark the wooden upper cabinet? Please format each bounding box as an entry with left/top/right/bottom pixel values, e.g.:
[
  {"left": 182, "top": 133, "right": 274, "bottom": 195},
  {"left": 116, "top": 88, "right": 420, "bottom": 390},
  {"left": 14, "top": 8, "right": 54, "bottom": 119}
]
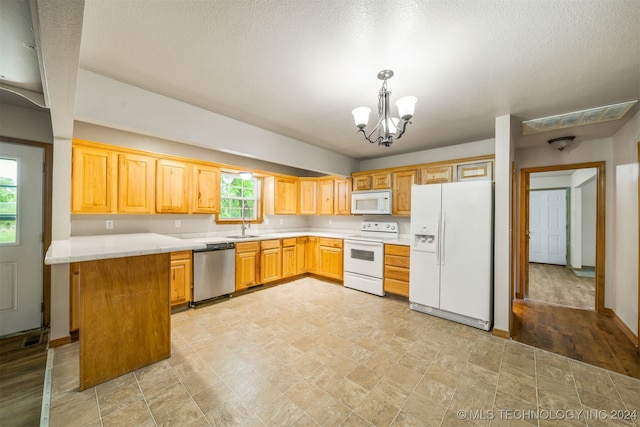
[
  {"left": 371, "top": 172, "right": 392, "bottom": 189},
  {"left": 264, "top": 176, "right": 298, "bottom": 215},
  {"left": 156, "top": 159, "right": 190, "bottom": 213},
  {"left": 317, "top": 178, "right": 335, "bottom": 215},
  {"left": 334, "top": 178, "right": 352, "bottom": 215},
  {"left": 392, "top": 170, "right": 417, "bottom": 216},
  {"left": 420, "top": 165, "right": 453, "bottom": 184},
  {"left": 353, "top": 175, "right": 372, "bottom": 191},
  {"left": 457, "top": 161, "right": 493, "bottom": 181},
  {"left": 298, "top": 179, "right": 317, "bottom": 215},
  {"left": 118, "top": 153, "right": 155, "bottom": 213},
  {"left": 192, "top": 163, "right": 220, "bottom": 214},
  {"left": 71, "top": 145, "right": 117, "bottom": 213}
]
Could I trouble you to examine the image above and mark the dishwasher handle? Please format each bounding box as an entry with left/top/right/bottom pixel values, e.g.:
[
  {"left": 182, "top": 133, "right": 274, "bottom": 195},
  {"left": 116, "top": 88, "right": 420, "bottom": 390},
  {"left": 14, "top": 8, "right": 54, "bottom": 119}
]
[{"left": 194, "top": 242, "right": 236, "bottom": 252}]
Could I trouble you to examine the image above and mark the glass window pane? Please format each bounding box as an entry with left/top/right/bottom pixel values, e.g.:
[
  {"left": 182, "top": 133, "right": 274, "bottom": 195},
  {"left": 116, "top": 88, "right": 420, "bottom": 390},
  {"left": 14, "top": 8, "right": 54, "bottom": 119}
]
[
  {"left": 0, "top": 158, "right": 18, "bottom": 244},
  {"left": 220, "top": 172, "right": 258, "bottom": 220}
]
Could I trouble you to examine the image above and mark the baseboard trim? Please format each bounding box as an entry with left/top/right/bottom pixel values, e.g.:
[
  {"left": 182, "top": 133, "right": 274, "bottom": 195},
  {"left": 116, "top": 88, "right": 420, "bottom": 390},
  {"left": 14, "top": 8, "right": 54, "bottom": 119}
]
[
  {"left": 493, "top": 328, "right": 510, "bottom": 339},
  {"left": 604, "top": 308, "right": 638, "bottom": 346},
  {"left": 49, "top": 336, "right": 71, "bottom": 348}
]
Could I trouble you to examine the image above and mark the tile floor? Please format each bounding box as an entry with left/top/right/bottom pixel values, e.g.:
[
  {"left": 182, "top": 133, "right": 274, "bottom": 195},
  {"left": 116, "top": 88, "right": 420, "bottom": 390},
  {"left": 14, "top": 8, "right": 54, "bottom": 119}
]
[
  {"left": 49, "top": 278, "right": 640, "bottom": 427},
  {"left": 527, "top": 263, "right": 595, "bottom": 310}
]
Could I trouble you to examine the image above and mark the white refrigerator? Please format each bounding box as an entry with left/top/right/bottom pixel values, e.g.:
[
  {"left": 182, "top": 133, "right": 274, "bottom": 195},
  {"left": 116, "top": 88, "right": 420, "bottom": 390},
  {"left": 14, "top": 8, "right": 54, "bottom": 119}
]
[{"left": 409, "top": 180, "right": 493, "bottom": 331}]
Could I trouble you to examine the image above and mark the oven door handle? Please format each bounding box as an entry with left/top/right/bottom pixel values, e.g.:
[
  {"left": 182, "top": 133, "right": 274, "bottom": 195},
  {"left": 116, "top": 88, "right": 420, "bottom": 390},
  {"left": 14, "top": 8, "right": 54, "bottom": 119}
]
[{"left": 345, "top": 240, "right": 381, "bottom": 247}]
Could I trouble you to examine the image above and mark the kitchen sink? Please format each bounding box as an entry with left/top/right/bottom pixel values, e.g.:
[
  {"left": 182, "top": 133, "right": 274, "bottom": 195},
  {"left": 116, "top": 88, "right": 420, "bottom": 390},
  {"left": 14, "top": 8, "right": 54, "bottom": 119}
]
[{"left": 225, "top": 235, "right": 259, "bottom": 239}]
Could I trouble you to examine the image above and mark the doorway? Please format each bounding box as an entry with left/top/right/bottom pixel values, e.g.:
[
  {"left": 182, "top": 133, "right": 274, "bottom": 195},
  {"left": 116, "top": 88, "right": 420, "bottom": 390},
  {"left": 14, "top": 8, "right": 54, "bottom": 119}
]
[
  {"left": 518, "top": 162, "right": 605, "bottom": 313},
  {"left": 526, "top": 171, "right": 597, "bottom": 311},
  {"left": 0, "top": 139, "right": 51, "bottom": 337},
  {"left": 0, "top": 142, "right": 44, "bottom": 335}
]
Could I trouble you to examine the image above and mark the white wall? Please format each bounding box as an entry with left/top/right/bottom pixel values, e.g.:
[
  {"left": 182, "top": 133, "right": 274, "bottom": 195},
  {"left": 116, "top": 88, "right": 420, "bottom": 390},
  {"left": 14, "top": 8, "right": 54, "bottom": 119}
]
[
  {"left": 0, "top": 103, "right": 53, "bottom": 143},
  {"left": 359, "top": 138, "right": 495, "bottom": 171},
  {"left": 611, "top": 111, "right": 639, "bottom": 336},
  {"left": 75, "top": 70, "right": 359, "bottom": 176},
  {"left": 493, "top": 115, "right": 516, "bottom": 334}
]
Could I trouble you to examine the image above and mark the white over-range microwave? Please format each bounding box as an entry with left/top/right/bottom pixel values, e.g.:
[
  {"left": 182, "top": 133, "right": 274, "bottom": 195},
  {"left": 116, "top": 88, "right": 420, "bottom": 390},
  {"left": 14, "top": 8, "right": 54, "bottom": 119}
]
[{"left": 351, "top": 190, "right": 392, "bottom": 215}]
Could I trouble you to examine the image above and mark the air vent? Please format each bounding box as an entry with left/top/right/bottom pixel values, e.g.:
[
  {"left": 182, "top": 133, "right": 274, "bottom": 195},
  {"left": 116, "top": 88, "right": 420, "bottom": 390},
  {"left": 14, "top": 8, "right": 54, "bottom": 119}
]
[{"left": 522, "top": 100, "right": 637, "bottom": 135}]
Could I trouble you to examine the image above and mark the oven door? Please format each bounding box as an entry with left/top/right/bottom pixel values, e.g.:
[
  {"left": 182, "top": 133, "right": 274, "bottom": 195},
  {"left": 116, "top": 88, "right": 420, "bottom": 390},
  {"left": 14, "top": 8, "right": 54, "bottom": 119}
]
[{"left": 343, "top": 239, "right": 384, "bottom": 279}]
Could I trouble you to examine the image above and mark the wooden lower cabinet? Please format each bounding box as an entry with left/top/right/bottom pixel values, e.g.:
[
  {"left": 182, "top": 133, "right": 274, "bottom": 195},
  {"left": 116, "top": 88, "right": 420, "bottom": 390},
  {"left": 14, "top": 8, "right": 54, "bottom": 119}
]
[
  {"left": 282, "top": 238, "right": 297, "bottom": 278},
  {"left": 170, "top": 251, "right": 192, "bottom": 306},
  {"left": 306, "top": 236, "right": 318, "bottom": 274},
  {"left": 384, "top": 244, "right": 410, "bottom": 297},
  {"left": 317, "top": 238, "right": 343, "bottom": 280},
  {"left": 296, "top": 237, "right": 307, "bottom": 274},
  {"left": 235, "top": 241, "right": 260, "bottom": 290},
  {"left": 260, "top": 239, "right": 282, "bottom": 283}
]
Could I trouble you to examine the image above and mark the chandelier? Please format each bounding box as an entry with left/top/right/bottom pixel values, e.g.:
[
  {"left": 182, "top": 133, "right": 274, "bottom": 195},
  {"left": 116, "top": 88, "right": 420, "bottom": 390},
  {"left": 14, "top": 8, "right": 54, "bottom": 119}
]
[{"left": 351, "top": 70, "right": 417, "bottom": 147}]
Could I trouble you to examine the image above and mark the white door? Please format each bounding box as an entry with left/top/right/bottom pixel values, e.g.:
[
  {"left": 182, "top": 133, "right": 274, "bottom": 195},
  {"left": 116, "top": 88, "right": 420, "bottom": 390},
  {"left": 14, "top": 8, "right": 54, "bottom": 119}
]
[
  {"left": 529, "top": 189, "right": 567, "bottom": 265},
  {"left": 0, "top": 142, "right": 44, "bottom": 336},
  {"left": 439, "top": 181, "right": 493, "bottom": 321}
]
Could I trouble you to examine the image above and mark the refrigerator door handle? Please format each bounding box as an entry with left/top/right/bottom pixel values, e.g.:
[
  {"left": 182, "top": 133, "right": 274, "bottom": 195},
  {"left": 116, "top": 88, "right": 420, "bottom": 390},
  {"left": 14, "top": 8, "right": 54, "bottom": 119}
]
[
  {"left": 441, "top": 212, "right": 446, "bottom": 266},
  {"left": 435, "top": 211, "right": 441, "bottom": 265}
]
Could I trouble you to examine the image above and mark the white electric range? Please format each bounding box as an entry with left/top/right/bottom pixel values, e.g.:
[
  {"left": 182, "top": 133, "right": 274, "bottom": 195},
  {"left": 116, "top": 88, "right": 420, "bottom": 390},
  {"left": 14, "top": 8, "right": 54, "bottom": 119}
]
[{"left": 343, "top": 221, "right": 399, "bottom": 296}]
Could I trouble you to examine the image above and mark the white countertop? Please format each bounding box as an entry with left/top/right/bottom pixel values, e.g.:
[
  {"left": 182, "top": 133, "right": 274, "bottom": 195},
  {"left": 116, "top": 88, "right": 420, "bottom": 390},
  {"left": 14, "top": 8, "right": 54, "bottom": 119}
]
[
  {"left": 44, "top": 233, "right": 207, "bottom": 265},
  {"left": 45, "top": 231, "right": 410, "bottom": 265}
]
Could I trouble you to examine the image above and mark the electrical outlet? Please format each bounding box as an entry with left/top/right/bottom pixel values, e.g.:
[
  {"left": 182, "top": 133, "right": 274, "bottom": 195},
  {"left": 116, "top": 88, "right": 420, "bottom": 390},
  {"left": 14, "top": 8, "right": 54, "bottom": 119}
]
[
  {"left": 175, "top": 220, "right": 181, "bottom": 228},
  {"left": 329, "top": 219, "right": 332, "bottom": 225},
  {"left": 279, "top": 219, "right": 284, "bottom": 225},
  {"left": 264, "top": 218, "right": 269, "bottom": 225},
  {"left": 106, "top": 220, "right": 113, "bottom": 229}
]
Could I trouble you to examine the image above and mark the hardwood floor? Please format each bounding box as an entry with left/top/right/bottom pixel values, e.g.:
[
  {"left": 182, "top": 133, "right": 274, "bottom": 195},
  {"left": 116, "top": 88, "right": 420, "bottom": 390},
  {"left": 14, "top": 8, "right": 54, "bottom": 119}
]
[
  {"left": 0, "top": 329, "right": 49, "bottom": 427},
  {"left": 512, "top": 299, "right": 640, "bottom": 378}
]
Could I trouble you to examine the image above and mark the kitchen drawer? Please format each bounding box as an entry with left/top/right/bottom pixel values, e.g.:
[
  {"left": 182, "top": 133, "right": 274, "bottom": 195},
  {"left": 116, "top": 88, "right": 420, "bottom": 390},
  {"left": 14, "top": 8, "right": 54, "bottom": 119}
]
[
  {"left": 282, "top": 237, "right": 297, "bottom": 247},
  {"left": 236, "top": 241, "right": 260, "bottom": 253},
  {"left": 384, "top": 278, "right": 409, "bottom": 297},
  {"left": 318, "top": 238, "right": 343, "bottom": 248},
  {"left": 261, "top": 239, "right": 282, "bottom": 250},
  {"left": 384, "top": 265, "right": 409, "bottom": 282},
  {"left": 171, "top": 250, "right": 192, "bottom": 261},
  {"left": 385, "top": 244, "right": 410, "bottom": 257},
  {"left": 384, "top": 254, "right": 410, "bottom": 269}
]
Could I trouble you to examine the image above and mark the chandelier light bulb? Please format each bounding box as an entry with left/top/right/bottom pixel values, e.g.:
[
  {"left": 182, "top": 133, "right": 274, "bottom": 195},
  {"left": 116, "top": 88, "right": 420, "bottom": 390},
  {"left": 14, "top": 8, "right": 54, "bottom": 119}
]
[
  {"left": 352, "top": 107, "right": 371, "bottom": 129},
  {"left": 396, "top": 96, "right": 417, "bottom": 121}
]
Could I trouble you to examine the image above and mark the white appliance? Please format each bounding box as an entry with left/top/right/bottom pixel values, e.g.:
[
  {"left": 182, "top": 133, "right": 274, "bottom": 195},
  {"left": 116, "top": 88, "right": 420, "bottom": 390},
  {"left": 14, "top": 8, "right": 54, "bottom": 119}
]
[
  {"left": 344, "top": 221, "right": 399, "bottom": 296},
  {"left": 409, "top": 180, "right": 493, "bottom": 331},
  {"left": 351, "top": 190, "right": 392, "bottom": 215}
]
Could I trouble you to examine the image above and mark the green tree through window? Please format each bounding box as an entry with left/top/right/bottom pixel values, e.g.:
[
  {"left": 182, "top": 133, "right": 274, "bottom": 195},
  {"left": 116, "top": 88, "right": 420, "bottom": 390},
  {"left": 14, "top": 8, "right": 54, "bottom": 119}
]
[
  {"left": 219, "top": 173, "right": 258, "bottom": 220},
  {"left": 0, "top": 158, "right": 18, "bottom": 243}
]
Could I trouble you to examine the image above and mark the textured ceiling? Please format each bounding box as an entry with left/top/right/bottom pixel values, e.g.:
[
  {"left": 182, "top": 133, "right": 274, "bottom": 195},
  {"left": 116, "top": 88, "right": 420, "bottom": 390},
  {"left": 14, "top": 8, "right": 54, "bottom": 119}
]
[{"left": 4, "top": 1, "right": 639, "bottom": 160}]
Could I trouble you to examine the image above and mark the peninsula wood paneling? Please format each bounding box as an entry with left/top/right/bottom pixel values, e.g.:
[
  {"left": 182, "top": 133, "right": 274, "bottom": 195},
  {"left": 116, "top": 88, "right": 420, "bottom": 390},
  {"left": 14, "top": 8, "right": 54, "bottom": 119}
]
[{"left": 78, "top": 253, "right": 170, "bottom": 390}]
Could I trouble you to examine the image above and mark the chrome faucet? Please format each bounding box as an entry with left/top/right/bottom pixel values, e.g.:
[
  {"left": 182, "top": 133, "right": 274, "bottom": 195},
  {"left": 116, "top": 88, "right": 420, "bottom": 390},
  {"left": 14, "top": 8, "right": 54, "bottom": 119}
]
[{"left": 241, "top": 201, "right": 251, "bottom": 236}]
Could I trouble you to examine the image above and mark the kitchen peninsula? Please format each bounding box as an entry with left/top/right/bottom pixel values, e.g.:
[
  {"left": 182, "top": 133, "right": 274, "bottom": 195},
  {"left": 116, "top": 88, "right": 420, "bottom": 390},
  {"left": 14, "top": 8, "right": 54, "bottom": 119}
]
[{"left": 45, "top": 234, "right": 205, "bottom": 390}]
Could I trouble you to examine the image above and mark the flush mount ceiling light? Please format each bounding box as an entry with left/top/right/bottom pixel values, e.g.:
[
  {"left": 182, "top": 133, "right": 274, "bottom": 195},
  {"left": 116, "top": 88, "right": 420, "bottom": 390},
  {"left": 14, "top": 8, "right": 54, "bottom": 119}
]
[
  {"left": 239, "top": 172, "right": 253, "bottom": 180},
  {"left": 352, "top": 70, "right": 417, "bottom": 147},
  {"left": 548, "top": 136, "right": 576, "bottom": 151},
  {"left": 522, "top": 100, "right": 638, "bottom": 135}
]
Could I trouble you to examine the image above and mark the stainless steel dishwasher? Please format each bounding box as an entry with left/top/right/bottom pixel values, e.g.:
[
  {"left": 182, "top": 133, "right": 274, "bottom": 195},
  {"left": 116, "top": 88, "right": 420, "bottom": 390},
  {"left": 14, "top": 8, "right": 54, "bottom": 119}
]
[{"left": 192, "top": 242, "right": 236, "bottom": 306}]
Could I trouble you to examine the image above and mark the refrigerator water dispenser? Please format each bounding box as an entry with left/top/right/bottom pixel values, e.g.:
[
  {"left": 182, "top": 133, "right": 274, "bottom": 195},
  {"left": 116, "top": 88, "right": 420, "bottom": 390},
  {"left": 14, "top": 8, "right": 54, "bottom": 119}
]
[{"left": 412, "top": 223, "right": 438, "bottom": 252}]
